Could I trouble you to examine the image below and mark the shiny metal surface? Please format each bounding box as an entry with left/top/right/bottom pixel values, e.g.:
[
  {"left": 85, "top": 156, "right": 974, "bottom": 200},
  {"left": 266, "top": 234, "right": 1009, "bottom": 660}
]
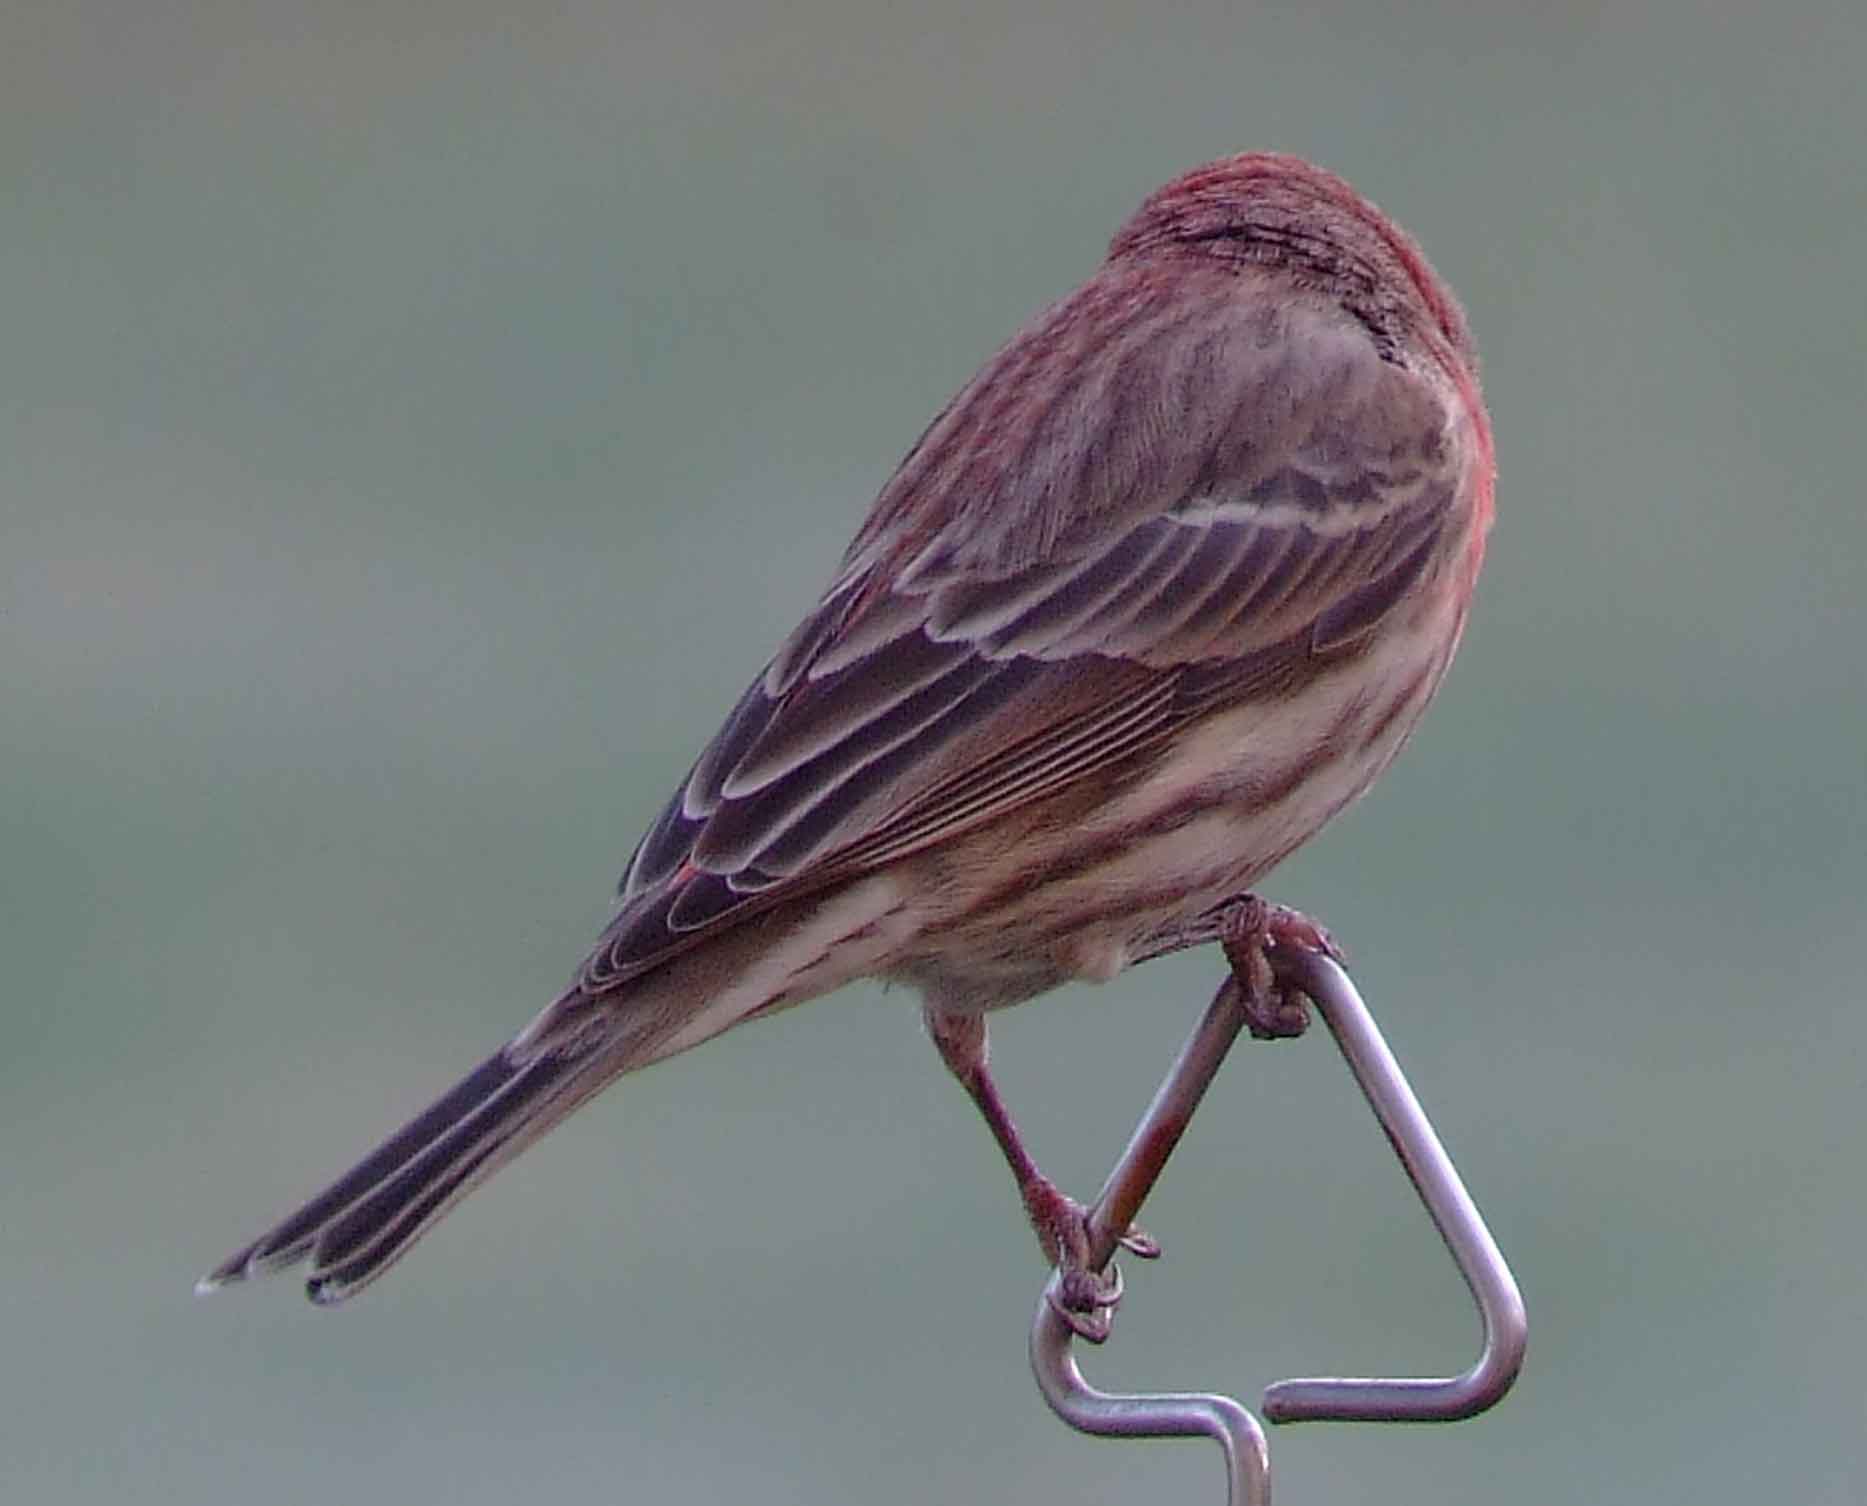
[{"left": 1030, "top": 950, "right": 1525, "bottom": 1501}]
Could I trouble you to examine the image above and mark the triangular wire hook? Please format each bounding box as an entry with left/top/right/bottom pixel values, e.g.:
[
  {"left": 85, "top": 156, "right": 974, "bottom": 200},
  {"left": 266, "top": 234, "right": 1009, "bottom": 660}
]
[{"left": 1029, "top": 948, "right": 1526, "bottom": 1504}]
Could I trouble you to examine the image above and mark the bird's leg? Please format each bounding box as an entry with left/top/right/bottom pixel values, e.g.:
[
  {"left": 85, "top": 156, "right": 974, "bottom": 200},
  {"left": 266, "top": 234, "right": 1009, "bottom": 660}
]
[
  {"left": 924, "top": 1006, "right": 1160, "bottom": 1343},
  {"left": 1136, "top": 893, "right": 1343, "bottom": 1040}
]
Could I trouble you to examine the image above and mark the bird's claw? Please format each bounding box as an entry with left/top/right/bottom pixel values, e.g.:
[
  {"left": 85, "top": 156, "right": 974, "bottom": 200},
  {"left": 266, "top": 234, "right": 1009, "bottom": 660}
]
[
  {"left": 1049, "top": 1260, "right": 1124, "bottom": 1343},
  {"left": 1221, "top": 895, "right": 1341, "bottom": 1040},
  {"left": 1026, "top": 1177, "right": 1158, "bottom": 1344},
  {"left": 1117, "top": 1225, "right": 1163, "bottom": 1260}
]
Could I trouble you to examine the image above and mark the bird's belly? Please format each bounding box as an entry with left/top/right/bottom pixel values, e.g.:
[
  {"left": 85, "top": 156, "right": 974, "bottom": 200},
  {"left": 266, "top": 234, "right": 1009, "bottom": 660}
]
[{"left": 902, "top": 603, "right": 1463, "bottom": 1006}]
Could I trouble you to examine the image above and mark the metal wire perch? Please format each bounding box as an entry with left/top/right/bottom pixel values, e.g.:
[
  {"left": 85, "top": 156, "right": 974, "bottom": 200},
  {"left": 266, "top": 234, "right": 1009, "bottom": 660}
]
[{"left": 1029, "top": 945, "right": 1527, "bottom": 1505}]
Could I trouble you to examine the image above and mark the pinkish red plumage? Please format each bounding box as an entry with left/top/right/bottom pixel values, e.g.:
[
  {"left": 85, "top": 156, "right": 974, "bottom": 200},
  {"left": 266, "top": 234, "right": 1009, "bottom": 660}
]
[{"left": 203, "top": 152, "right": 1492, "bottom": 1308}]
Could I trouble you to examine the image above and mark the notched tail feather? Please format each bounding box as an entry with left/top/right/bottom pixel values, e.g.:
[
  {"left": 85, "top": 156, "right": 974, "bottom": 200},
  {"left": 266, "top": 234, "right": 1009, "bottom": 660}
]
[{"left": 196, "top": 1043, "right": 599, "bottom": 1306}]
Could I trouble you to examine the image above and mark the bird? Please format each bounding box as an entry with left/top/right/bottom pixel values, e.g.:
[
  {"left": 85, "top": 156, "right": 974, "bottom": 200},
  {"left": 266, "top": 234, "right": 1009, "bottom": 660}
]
[{"left": 199, "top": 152, "right": 1494, "bottom": 1336}]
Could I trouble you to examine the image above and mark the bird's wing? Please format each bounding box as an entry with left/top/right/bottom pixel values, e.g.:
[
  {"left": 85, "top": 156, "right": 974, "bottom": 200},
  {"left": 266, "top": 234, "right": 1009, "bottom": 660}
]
[{"left": 578, "top": 272, "right": 1470, "bottom": 997}]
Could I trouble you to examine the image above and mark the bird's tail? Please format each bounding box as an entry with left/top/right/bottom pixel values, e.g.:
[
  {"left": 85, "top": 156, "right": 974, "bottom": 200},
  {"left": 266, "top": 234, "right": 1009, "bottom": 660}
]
[
  {"left": 198, "top": 873, "right": 908, "bottom": 1304},
  {"left": 198, "top": 1039, "right": 620, "bottom": 1306}
]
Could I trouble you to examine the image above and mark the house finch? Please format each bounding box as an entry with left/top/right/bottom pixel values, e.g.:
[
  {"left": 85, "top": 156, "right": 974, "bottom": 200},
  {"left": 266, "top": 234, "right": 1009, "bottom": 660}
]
[{"left": 201, "top": 152, "right": 1494, "bottom": 1335}]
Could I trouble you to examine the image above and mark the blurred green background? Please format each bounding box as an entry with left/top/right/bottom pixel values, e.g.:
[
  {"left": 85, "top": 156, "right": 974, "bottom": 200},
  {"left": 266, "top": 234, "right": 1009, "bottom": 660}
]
[{"left": 7, "top": 3, "right": 1864, "bottom": 1503}]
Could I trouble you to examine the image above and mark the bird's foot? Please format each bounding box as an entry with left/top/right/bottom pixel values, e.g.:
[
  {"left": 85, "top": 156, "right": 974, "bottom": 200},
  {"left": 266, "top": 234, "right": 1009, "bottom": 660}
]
[
  {"left": 1220, "top": 895, "right": 1343, "bottom": 1040},
  {"left": 1024, "top": 1175, "right": 1160, "bottom": 1344}
]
